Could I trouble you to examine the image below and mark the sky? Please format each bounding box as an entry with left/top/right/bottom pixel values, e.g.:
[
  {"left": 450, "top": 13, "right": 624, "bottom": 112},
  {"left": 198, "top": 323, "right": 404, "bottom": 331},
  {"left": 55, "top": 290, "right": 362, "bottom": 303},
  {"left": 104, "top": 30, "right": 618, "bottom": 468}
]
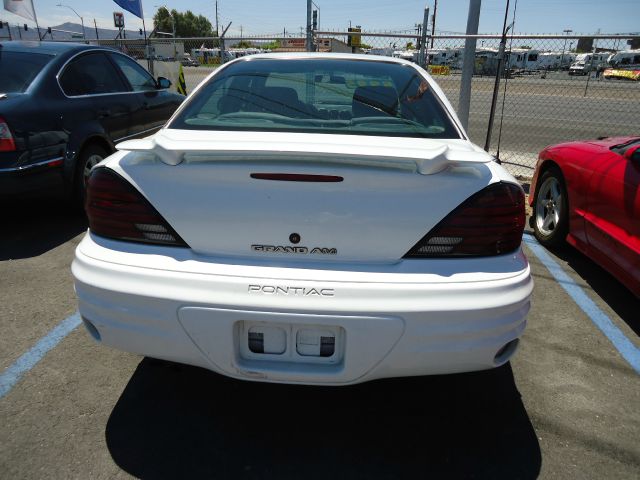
[{"left": 2, "top": 0, "right": 639, "bottom": 38}]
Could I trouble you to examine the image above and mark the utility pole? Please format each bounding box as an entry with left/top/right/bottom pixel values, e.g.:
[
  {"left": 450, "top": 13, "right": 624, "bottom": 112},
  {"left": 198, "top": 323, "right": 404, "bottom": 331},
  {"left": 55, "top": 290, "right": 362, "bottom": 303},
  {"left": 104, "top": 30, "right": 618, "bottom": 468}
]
[
  {"left": 484, "top": 0, "right": 510, "bottom": 152},
  {"left": 306, "top": 0, "right": 312, "bottom": 51},
  {"left": 215, "top": 1, "right": 219, "bottom": 36},
  {"left": 220, "top": 21, "right": 231, "bottom": 63},
  {"left": 458, "top": 0, "right": 481, "bottom": 132},
  {"left": 430, "top": 0, "right": 438, "bottom": 48}
]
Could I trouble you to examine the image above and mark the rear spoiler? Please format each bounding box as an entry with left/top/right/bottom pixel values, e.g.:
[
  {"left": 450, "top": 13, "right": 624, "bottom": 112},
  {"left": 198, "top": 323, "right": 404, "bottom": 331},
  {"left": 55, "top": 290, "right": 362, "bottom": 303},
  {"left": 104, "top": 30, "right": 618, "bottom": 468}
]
[{"left": 117, "top": 136, "right": 492, "bottom": 175}]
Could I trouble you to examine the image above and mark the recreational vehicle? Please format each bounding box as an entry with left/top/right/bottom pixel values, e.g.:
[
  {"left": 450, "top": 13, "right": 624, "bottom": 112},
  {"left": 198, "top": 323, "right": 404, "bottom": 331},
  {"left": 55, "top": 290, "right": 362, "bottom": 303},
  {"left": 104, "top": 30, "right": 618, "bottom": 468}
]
[
  {"left": 506, "top": 48, "right": 541, "bottom": 70},
  {"left": 568, "top": 52, "right": 611, "bottom": 75},
  {"left": 608, "top": 49, "right": 640, "bottom": 68},
  {"left": 537, "top": 52, "right": 576, "bottom": 70},
  {"left": 427, "top": 48, "right": 462, "bottom": 67}
]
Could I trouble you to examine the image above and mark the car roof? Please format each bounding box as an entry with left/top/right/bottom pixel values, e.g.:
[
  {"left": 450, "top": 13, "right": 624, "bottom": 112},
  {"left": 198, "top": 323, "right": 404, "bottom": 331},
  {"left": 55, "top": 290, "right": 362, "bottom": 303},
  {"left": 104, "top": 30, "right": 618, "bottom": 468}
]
[
  {"left": 0, "top": 41, "right": 101, "bottom": 56},
  {"left": 237, "top": 51, "right": 418, "bottom": 67}
]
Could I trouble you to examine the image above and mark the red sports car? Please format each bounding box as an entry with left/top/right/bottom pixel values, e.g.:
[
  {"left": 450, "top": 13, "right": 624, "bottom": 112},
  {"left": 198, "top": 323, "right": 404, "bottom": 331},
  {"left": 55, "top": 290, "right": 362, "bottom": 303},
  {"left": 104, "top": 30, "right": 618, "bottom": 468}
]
[{"left": 530, "top": 136, "right": 640, "bottom": 297}]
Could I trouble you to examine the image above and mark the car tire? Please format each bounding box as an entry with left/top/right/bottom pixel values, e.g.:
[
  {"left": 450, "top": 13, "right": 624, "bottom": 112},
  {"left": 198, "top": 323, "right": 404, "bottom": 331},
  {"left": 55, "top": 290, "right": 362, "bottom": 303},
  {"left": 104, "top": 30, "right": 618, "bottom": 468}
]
[
  {"left": 533, "top": 166, "right": 569, "bottom": 248},
  {"left": 75, "top": 144, "right": 108, "bottom": 206}
]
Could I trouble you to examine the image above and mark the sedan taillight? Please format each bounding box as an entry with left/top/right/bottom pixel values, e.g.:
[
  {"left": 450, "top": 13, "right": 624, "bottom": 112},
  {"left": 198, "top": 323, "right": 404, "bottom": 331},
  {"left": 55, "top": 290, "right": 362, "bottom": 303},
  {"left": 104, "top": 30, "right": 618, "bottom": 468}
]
[
  {"left": 404, "top": 182, "right": 525, "bottom": 258},
  {"left": 0, "top": 117, "right": 16, "bottom": 152},
  {"left": 86, "top": 167, "right": 188, "bottom": 247}
]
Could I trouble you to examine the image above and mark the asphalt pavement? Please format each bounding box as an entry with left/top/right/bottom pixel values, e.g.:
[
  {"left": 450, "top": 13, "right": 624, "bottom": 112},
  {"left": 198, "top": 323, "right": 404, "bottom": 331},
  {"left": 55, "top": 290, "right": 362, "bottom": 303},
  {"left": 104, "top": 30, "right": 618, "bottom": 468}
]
[{"left": 1, "top": 198, "right": 639, "bottom": 479}]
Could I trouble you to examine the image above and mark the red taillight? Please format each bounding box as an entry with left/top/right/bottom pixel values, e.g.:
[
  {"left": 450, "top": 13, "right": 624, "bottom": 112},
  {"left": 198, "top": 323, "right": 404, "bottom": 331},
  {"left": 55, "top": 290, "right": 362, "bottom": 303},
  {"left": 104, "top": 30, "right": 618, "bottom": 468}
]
[
  {"left": 404, "top": 182, "right": 525, "bottom": 257},
  {"left": 0, "top": 117, "right": 16, "bottom": 152},
  {"left": 85, "top": 168, "right": 188, "bottom": 247}
]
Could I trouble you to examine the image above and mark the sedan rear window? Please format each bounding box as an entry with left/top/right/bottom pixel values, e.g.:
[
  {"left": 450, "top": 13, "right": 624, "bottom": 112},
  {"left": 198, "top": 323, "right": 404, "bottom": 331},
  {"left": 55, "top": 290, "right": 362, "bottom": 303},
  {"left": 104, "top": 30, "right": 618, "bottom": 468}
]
[
  {"left": 170, "top": 58, "right": 461, "bottom": 139},
  {"left": 0, "top": 51, "right": 53, "bottom": 93}
]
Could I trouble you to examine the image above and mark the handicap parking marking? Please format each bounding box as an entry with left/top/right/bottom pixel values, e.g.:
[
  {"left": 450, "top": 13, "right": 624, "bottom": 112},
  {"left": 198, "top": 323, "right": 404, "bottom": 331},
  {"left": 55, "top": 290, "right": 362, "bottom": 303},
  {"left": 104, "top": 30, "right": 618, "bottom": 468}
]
[
  {"left": 0, "top": 312, "right": 81, "bottom": 399},
  {"left": 523, "top": 235, "right": 640, "bottom": 375}
]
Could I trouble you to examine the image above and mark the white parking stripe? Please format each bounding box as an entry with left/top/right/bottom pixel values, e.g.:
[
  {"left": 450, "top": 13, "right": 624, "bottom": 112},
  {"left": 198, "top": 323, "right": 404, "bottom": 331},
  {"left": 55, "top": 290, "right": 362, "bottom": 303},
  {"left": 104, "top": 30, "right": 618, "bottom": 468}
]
[
  {"left": 0, "top": 313, "right": 81, "bottom": 399},
  {"left": 523, "top": 235, "right": 640, "bottom": 375}
]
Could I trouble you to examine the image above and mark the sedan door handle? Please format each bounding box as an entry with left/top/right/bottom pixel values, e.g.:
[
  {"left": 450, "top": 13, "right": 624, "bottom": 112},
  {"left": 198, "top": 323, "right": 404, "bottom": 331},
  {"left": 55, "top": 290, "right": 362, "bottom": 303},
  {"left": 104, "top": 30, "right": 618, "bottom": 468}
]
[{"left": 97, "top": 108, "right": 111, "bottom": 118}]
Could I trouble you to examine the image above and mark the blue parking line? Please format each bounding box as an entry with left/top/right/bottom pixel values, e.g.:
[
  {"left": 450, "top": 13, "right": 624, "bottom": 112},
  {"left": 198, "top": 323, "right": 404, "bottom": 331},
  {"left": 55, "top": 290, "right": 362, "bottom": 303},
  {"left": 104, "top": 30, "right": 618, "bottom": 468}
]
[
  {"left": 523, "top": 235, "right": 640, "bottom": 375},
  {"left": 0, "top": 312, "right": 81, "bottom": 399}
]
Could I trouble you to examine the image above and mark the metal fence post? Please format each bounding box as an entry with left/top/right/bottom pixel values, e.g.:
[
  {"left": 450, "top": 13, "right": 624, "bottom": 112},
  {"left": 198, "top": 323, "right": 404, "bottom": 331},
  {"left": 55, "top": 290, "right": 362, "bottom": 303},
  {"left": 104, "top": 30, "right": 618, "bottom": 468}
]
[
  {"left": 418, "top": 6, "right": 429, "bottom": 67},
  {"left": 458, "top": 0, "right": 481, "bottom": 132},
  {"left": 583, "top": 29, "right": 600, "bottom": 97}
]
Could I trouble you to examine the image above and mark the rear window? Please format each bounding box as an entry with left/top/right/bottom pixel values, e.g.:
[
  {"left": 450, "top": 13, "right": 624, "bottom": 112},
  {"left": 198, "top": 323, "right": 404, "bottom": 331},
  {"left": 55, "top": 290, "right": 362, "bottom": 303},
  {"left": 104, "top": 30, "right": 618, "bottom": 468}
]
[
  {"left": 0, "top": 51, "right": 53, "bottom": 93},
  {"left": 170, "top": 58, "right": 460, "bottom": 139}
]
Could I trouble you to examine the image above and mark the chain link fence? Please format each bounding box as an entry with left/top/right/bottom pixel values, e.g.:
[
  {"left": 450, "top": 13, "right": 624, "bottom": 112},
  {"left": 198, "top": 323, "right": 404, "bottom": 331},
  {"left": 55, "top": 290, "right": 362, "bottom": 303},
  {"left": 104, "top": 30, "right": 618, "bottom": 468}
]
[
  {"left": 316, "top": 31, "right": 640, "bottom": 179},
  {"left": 50, "top": 32, "right": 640, "bottom": 180}
]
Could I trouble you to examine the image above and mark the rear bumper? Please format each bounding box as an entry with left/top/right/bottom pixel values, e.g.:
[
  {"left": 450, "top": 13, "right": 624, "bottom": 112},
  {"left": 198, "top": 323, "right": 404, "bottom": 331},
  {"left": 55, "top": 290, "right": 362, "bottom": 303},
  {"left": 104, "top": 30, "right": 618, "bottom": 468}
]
[
  {"left": 0, "top": 156, "right": 66, "bottom": 196},
  {"left": 72, "top": 234, "right": 534, "bottom": 385}
]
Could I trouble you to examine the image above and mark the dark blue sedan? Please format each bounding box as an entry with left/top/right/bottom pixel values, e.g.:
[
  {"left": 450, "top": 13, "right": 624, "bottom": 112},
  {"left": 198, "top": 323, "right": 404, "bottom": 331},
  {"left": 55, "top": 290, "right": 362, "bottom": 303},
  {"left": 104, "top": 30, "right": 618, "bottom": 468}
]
[{"left": 0, "top": 41, "right": 184, "bottom": 201}]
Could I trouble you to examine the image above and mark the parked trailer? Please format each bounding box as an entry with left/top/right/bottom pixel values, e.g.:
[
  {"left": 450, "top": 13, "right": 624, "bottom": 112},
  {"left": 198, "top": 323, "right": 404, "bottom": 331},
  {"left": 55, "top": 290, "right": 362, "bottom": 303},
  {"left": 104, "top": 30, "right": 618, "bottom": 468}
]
[
  {"left": 603, "top": 50, "right": 640, "bottom": 81},
  {"left": 393, "top": 50, "right": 417, "bottom": 62},
  {"left": 427, "top": 48, "right": 463, "bottom": 67},
  {"left": 569, "top": 52, "right": 612, "bottom": 75},
  {"left": 190, "top": 48, "right": 234, "bottom": 65},
  {"left": 608, "top": 49, "right": 640, "bottom": 68},
  {"left": 537, "top": 51, "right": 576, "bottom": 70},
  {"left": 505, "top": 48, "right": 542, "bottom": 70}
]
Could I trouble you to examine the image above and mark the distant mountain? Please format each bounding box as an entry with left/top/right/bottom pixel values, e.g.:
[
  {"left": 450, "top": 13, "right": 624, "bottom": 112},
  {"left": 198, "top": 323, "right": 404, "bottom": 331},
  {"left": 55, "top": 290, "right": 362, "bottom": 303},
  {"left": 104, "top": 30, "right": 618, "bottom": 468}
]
[{"left": 1, "top": 22, "right": 145, "bottom": 42}]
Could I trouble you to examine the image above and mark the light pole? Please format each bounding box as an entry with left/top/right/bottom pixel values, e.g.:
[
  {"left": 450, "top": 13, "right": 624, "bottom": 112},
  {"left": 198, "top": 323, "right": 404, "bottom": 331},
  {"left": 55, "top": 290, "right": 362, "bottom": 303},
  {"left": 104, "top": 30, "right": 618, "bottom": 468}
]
[
  {"left": 154, "top": 5, "right": 176, "bottom": 58},
  {"left": 561, "top": 28, "right": 572, "bottom": 70},
  {"left": 56, "top": 3, "right": 85, "bottom": 40}
]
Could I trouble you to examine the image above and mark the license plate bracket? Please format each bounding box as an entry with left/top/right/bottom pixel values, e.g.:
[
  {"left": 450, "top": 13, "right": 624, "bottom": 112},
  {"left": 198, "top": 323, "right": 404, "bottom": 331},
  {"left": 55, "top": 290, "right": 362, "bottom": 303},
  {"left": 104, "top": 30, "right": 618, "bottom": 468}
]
[{"left": 239, "top": 321, "right": 343, "bottom": 365}]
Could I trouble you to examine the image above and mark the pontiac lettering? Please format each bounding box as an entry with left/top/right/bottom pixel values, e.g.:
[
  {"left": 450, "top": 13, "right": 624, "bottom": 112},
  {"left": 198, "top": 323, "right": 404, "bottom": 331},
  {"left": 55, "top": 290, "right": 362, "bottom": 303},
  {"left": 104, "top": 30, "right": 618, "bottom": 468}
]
[{"left": 248, "top": 285, "right": 335, "bottom": 297}]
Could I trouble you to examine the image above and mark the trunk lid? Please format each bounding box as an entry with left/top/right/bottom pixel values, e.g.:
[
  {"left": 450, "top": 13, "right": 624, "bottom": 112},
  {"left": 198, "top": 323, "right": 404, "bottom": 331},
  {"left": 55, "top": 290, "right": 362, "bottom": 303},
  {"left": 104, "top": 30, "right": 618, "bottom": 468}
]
[{"left": 112, "top": 130, "right": 495, "bottom": 263}]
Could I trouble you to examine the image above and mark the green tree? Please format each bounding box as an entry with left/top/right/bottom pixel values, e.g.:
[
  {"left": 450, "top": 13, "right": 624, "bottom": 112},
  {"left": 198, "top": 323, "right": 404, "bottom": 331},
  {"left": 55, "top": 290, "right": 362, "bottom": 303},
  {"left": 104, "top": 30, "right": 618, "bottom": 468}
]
[
  {"left": 261, "top": 39, "right": 281, "bottom": 50},
  {"left": 234, "top": 40, "right": 254, "bottom": 48},
  {"left": 153, "top": 8, "right": 214, "bottom": 37},
  {"left": 406, "top": 41, "right": 414, "bottom": 50}
]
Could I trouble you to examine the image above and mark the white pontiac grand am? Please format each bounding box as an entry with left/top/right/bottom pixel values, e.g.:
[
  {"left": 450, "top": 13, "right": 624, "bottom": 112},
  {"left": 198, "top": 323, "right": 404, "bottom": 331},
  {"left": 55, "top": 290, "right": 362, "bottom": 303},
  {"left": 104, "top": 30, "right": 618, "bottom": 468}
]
[{"left": 72, "top": 53, "right": 533, "bottom": 385}]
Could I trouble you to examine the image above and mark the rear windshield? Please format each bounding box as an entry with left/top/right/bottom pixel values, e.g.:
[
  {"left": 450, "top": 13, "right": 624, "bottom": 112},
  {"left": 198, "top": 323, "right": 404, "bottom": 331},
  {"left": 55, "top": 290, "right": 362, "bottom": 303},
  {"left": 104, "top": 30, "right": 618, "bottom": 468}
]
[
  {"left": 169, "top": 58, "right": 461, "bottom": 139},
  {"left": 0, "top": 51, "right": 53, "bottom": 93}
]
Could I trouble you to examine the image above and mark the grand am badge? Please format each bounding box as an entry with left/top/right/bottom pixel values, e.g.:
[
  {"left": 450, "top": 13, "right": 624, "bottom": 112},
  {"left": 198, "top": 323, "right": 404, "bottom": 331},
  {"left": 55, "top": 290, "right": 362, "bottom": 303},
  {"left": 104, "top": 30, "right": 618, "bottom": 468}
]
[{"left": 251, "top": 245, "right": 337, "bottom": 255}]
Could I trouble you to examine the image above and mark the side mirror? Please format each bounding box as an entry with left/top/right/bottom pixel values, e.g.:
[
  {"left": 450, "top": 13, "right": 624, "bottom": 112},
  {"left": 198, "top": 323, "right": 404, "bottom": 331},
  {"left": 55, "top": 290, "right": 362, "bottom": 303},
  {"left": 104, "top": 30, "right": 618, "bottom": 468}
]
[
  {"left": 624, "top": 144, "right": 640, "bottom": 163},
  {"left": 157, "top": 77, "right": 171, "bottom": 89}
]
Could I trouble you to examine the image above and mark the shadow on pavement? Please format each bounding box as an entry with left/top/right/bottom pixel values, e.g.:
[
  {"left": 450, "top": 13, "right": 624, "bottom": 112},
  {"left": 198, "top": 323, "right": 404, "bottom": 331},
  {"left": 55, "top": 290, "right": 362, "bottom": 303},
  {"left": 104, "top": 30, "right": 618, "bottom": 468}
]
[
  {"left": 548, "top": 244, "right": 640, "bottom": 336},
  {"left": 106, "top": 360, "right": 541, "bottom": 479},
  {"left": 0, "top": 197, "right": 87, "bottom": 260}
]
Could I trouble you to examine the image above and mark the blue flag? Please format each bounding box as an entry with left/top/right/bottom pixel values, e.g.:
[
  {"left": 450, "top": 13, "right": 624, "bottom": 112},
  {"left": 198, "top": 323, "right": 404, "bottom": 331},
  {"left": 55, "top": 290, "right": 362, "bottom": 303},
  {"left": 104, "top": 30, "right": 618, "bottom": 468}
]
[{"left": 112, "top": 0, "right": 143, "bottom": 19}]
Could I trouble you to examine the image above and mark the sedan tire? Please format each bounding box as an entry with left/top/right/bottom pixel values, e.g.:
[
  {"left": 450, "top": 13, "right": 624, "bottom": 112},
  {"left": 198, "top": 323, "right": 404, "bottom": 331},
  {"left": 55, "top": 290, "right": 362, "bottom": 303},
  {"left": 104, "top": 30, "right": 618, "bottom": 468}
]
[
  {"left": 75, "top": 144, "right": 108, "bottom": 206},
  {"left": 533, "top": 167, "right": 569, "bottom": 247}
]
